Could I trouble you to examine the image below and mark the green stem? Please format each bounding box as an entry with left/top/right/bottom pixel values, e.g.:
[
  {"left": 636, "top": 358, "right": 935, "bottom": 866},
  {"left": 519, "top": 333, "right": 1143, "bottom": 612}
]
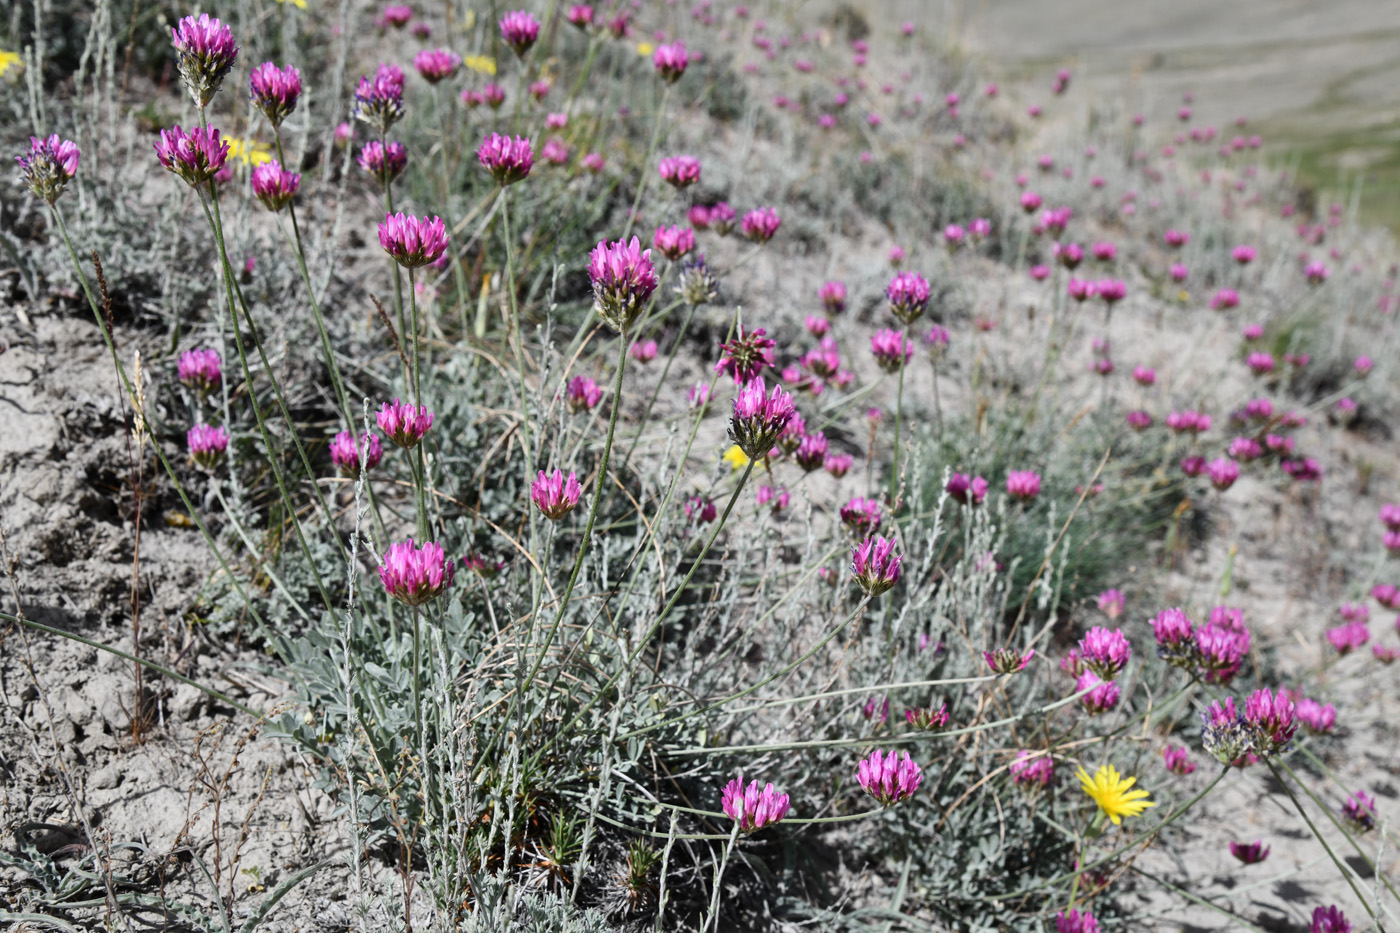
[
  {"left": 889, "top": 361, "right": 906, "bottom": 510},
  {"left": 274, "top": 133, "right": 354, "bottom": 430},
  {"left": 517, "top": 336, "right": 629, "bottom": 697},
  {"left": 199, "top": 187, "right": 338, "bottom": 609},
  {"left": 1265, "top": 759, "right": 1379, "bottom": 923}
]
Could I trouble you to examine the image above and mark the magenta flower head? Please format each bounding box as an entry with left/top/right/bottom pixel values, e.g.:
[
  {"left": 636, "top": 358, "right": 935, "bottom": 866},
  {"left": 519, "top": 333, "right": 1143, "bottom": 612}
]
[
  {"left": 851, "top": 535, "right": 901, "bottom": 596},
  {"left": 171, "top": 14, "right": 239, "bottom": 108},
  {"left": 1228, "top": 840, "right": 1270, "bottom": 864},
  {"left": 567, "top": 4, "right": 595, "bottom": 29},
  {"left": 178, "top": 348, "right": 222, "bottom": 396},
  {"left": 1151, "top": 607, "right": 1196, "bottom": 665},
  {"left": 1096, "top": 279, "right": 1127, "bottom": 305},
  {"left": 358, "top": 140, "right": 409, "bottom": 185},
  {"left": 716, "top": 324, "right": 776, "bottom": 384},
  {"left": 379, "top": 4, "right": 413, "bottom": 28},
  {"left": 729, "top": 377, "right": 797, "bottom": 460},
  {"left": 825, "top": 453, "right": 852, "bottom": 478},
  {"left": 906, "top": 704, "right": 949, "bottom": 730},
  {"left": 1208, "top": 457, "right": 1240, "bottom": 491},
  {"left": 721, "top": 776, "right": 790, "bottom": 833},
  {"left": 870, "top": 329, "right": 914, "bottom": 372},
  {"left": 499, "top": 10, "right": 541, "bottom": 57},
  {"left": 352, "top": 64, "right": 407, "bottom": 134},
  {"left": 1076, "top": 671, "right": 1121, "bottom": 714},
  {"left": 329, "top": 430, "right": 384, "bottom": 476},
  {"left": 1164, "top": 229, "right": 1190, "bottom": 248},
  {"left": 793, "top": 431, "right": 829, "bottom": 472},
  {"left": 1009, "top": 750, "right": 1055, "bottom": 788},
  {"left": 1005, "top": 470, "right": 1041, "bottom": 502},
  {"left": 250, "top": 160, "right": 300, "bottom": 212},
  {"left": 856, "top": 749, "right": 923, "bottom": 807},
  {"left": 1055, "top": 909, "right": 1099, "bottom": 933},
  {"left": 187, "top": 423, "right": 229, "bottom": 470},
  {"left": 588, "top": 236, "right": 659, "bottom": 334},
  {"left": 1380, "top": 503, "right": 1400, "bottom": 531},
  {"left": 1170, "top": 262, "right": 1189, "bottom": 283},
  {"left": 376, "top": 398, "right": 434, "bottom": 448},
  {"left": 377, "top": 213, "right": 448, "bottom": 270},
  {"left": 946, "top": 473, "right": 988, "bottom": 506},
  {"left": 886, "top": 271, "right": 931, "bottom": 324},
  {"left": 1056, "top": 242, "right": 1084, "bottom": 269},
  {"left": 1162, "top": 744, "right": 1196, "bottom": 775},
  {"left": 652, "top": 224, "right": 695, "bottom": 262},
  {"left": 154, "top": 125, "right": 229, "bottom": 187},
  {"left": 379, "top": 539, "right": 453, "bottom": 606},
  {"left": 1020, "top": 191, "right": 1043, "bottom": 213},
  {"left": 1342, "top": 790, "right": 1377, "bottom": 831},
  {"left": 1200, "top": 696, "right": 1251, "bottom": 765},
  {"left": 16, "top": 134, "right": 81, "bottom": 204},
  {"left": 820, "top": 280, "right": 848, "bottom": 315},
  {"left": 862, "top": 695, "right": 889, "bottom": 723},
  {"left": 653, "top": 41, "right": 688, "bottom": 82},
  {"left": 1096, "top": 589, "right": 1125, "bottom": 620},
  {"left": 1305, "top": 261, "right": 1330, "bottom": 284},
  {"left": 1232, "top": 244, "right": 1256, "bottom": 265},
  {"left": 1243, "top": 687, "right": 1297, "bottom": 756},
  {"left": 531, "top": 468, "right": 582, "bottom": 520},
  {"left": 840, "top": 497, "right": 883, "bottom": 537},
  {"left": 741, "top": 206, "right": 782, "bottom": 243},
  {"left": 1310, "top": 906, "right": 1352, "bottom": 933},
  {"left": 1211, "top": 288, "right": 1240, "bottom": 311},
  {"left": 477, "top": 133, "right": 534, "bottom": 186},
  {"left": 1067, "top": 277, "right": 1095, "bottom": 302},
  {"left": 565, "top": 376, "right": 604, "bottom": 413},
  {"left": 630, "top": 339, "right": 657, "bottom": 363},
  {"left": 985, "top": 647, "right": 1035, "bottom": 675},
  {"left": 1296, "top": 698, "right": 1336, "bottom": 734},
  {"left": 1078, "top": 626, "right": 1130, "bottom": 680},
  {"left": 413, "top": 48, "right": 461, "bottom": 83},
  {"left": 249, "top": 62, "right": 301, "bottom": 127},
  {"left": 707, "top": 201, "right": 737, "bottom": 236},
  {"left": 1326, "top": 621, "right": 1369, "bottom": 654}
]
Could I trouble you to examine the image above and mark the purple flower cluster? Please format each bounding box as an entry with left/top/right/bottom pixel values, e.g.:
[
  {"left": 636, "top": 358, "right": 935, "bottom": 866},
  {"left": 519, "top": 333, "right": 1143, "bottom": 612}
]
[
  {"left": 379, "top": 212, "right": 449, "bottom": 268},
  {"left": 329, "top": 430, "right": 384, "bottom": 476},
  {"left": 377, "top": 398, "right": 434, "bottom": 448},
  {"left": 154, "top": 125, "right": 230, "bottom": 187},
  {"left": 478, "top": 133, "right": 534, "bottom": 186},
  {"left": 716, "top": 325, "right": 777, "bottom": 384},
  {"left": 379, "top": 539, "right": 453, "bottom": 606},
  {"left": 721, "top": 777, "right": 790, "bottom": 833},
  {"left": 413, "top": 48, "right": 461, "bottom": 84},
  {"left": 886, "top": 271, "right": 931, "bottom": 324},
  {"left": 532, "top": 469, "right": 582, "bottom": 520},
  {"left": 172, "top": 13, "right": 239, "bottom": 108},
  {"left": 249, "top": 62, "right": 301, "bottom": 127},
  {"left": 187, "top": 423, "right": 229, "bottom": 470},
  {"left": 178, "top": 348, "right": 222, "bottom": 396},
  {"left": 851, "top": 535, "right": 901, "bottom": 595},
  {"left": 741, "top": 206, "right": 782, "bottom": 243},
  {"left": 1009, "top": 749, "right": 1055, "bottom": 787},
  {"left": 729, "top": 377, "right": 797, "bottom": 459},
  {"left": 652, "top": 41, "right": 689, "bottom": 83},
  {"left": 250, "top": 160, "right": 300, "bottom": 212},
  {"left": 856, "top": 749, "right": 923, "bottom": 806},
  {"left": 588, "top": 236, "right": 659, "bottom": 334},
  {"left": 16, "top": 135, "right": 81, "bottom": 204},
  {"left": 353, "top": 64, "right": 407, "bottom": 133},
  {"left": 869, "top": 329, "right": 913, "bottom": 372},
  {"left": 358, "top": 140, "right": 409, "bottom": 184},
  {"left": 499, "top": 10, "right": 541, "bottom": 57}
]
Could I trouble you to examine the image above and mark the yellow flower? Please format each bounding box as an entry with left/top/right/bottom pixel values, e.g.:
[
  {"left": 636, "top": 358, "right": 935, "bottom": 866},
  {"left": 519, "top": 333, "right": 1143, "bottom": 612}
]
[
  {"left": 0, "top": 49, "right": 22, "bottom": 78},
  {"left": 225, "top": 137, "right": 273, "bottom": 167},
  {"left": 636, "top": 42, "right": 655, "bottom": 56},
  {"left": 1077, "top": 763, "right": 1155, "bottom": 825},
  {"left": 273, "top": 0, "right": 307, "bottom": 8},
  {"left": 464, "top": 55, "right": 497, "bottom": 76},
  {"left": 722, "top": 445, "right": 749, "bottom": 470}
]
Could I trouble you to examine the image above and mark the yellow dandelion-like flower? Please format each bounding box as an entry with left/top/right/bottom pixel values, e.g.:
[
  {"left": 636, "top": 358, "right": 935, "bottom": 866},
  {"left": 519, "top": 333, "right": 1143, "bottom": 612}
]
[
  {"left": 722, "top": 445, "right": 749, "bottom": 471},
  {"left": 1077, "top": 763, "right": 1155, "bottom": 825},
  {"left": 1177, "top": 290, "right": 1190, "bottom": 302},
  {"left": 273, "top": 0, "right": 307, "bottom": 9},
  {"left": 0, "top": 49, "right": 23, "bottom": 78},
  {"left": 225, "top": 137, "right": 274, "bottom": 167},
  {"left": 636, "top": 42, "right": 655, "bottom": 56},
  {"left": 463, "top": 55, "right": 497, "bottom": 76}
]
